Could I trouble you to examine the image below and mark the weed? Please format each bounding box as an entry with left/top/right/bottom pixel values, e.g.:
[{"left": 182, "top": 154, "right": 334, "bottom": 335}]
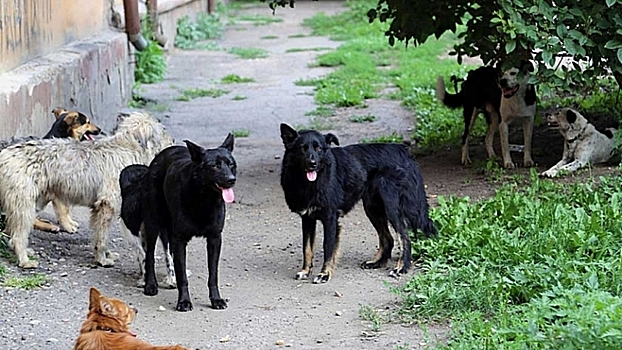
[
  {"left": 135, "top": 16, "right": 167, "bottom": 84},
  {"left": 221, "top": 74, "right": 255, "bottom": 84},
  {"left": 359, "top": 304, "right": 383, "bottom": 332},
  {"left": 232, "top": 129, "right": 250, "bottom": 138},
  {"left": 175, "top": 13, "right": 224, "bottom": 50},
  {"left": 305, "top": 106, "right": 335, "bottom": 118},
  {"left": 227, "top": 47, "right": 269, "bottom": 59},
  {"left": 285, "top": 47, "right": 332, "bottom": 53},
  {"left": 349, "top": 114, "right": 376, "bottom": 123},
  {"left": 175, "top": 88, "right": 229, "bottom": 101},
  {"left": 293, "top": 78, "right": 319, "bottom": 87},
  {"left": 361, "top": 132, "right": 403, "bottom": 143},
  {"left": 261, "top": 35, "right": 279, "bottom": 39},
  {"left": 2, "top": 273, "right": 46, "bottom": 290},
  {"left": 307, "top": 117, "right": 333, "bottom": 131},
  {"left": 232, "top": 95, "right": 248, "bottom": 101},
  {"left": 237, "top": 14, "right": 283, "bottom": 26},
  {"left": 288, "top": 33, "right": 307, "bottom": 38},
  {"left": 476, "top": 158, "right": 505, "bottom": 183}
]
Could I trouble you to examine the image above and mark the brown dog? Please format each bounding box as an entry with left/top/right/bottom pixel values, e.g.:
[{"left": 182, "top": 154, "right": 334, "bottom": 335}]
[{"left": 74, "top": 287, "right": 188, "bottom": 350}]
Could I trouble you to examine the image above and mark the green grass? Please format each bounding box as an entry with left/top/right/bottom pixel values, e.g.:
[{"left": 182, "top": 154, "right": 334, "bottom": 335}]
[
  {"left": 237, "top": 14, "right": 283, "bottom": 26},
  {"left": 288, "top": 33, "right": 307, "bottom": 38},
  {"left": 397, "top": 171, "right": 622, "bottom": 349},
  {"left": 261, "top": 35, "right": 279, "bottom": 39},
  {"left": 175, "top": 13, "right": 224, "bottom": 50},
  {"left": 232, "top": 128, "right": 250, "bottom": 138},
  {"left": 227, "top": 47, "right": 269, "bottom": 59},
  {"left": 359, "top": 305, "right": 384, "bottom": 332},
  {"left": 175, "top": 88, "right": 229, "bottom": 101},
  {"left": 361, "top": 132, "right": 403, "bottom": 143},
  {"left": 2, "top": 273, "right": 46, "bottom": 290},
  {"left": 220, "top": 74, "right": 255, "bottom": 84},
  {"left": 232, "top": 95, "right": 248, "bottom": 101},
  {"left": 305, "top": 106, "right": 335, "bottom": 118},
  {"left": 300, "top": 0, "right": 474, "bottom": 148},
  {"left": 349, "top": 114, "right": 376, "bottom": 123},
  {"left": 285, "top": 47, "right": 333, "bottom": 53}
]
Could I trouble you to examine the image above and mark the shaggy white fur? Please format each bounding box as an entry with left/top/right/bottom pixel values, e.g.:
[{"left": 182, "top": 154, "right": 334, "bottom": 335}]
[{"left": 0, "top": 112, "right": 174, "bottom": 268}]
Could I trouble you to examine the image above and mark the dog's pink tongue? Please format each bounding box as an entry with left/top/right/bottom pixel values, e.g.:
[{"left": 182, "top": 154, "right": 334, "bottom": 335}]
[
  {"left": 306, "top": 171, "right": 317, "bottom": 182},
  {"left": 129, "top": 330, "right": 137, "bottom": 337},
  {"left": 221, "top": 188, "right": 235, "bottom": 203}
]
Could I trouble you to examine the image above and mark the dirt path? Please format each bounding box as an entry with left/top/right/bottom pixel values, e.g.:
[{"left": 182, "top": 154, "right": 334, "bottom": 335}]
[{"left": 0, "top": 2, "right": 445, "bottom": 349}]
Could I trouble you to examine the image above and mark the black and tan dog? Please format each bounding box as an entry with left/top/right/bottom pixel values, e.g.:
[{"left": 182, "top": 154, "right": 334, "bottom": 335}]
[
  {"left": 280, "top": 124, "right": 437, "bottom": 283},
  {"left": 436, "top": 62, "right": 537, "bottom": 168},
  {"left": 125, "top": 134, "right": 236, "bottom": 311}
]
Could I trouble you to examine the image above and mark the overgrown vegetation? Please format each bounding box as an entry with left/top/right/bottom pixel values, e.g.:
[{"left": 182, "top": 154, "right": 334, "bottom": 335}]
[
  {"left": 175, "top": 13, "right": 224, "bottom": 50},
  {"left": 221, "top": 74, "right": 255, "bottom": 84},
  {"left": 3, "top": 273, "right": 46, "bottom": 290},
  {"left": 134, "top": 16, "right": 167, "bottom": 85},
  {"left": 175, "top": 88, "right": 229, "bottom": 101},
  {"left": 232, "top": 128, "right": 251, "bottom": 137},
  {"left": 349, "top": 114, "right": 377, "bottom": 123},
  {"left": 397, "top": 171, "right": 622, "bottom": 349},
  {"left": 361, "top": 132, "right": 403, "bottom": 143}
]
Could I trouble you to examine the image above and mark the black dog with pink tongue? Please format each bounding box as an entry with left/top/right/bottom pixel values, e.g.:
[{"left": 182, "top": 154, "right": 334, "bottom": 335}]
[{"left": 141, "top": 133, "right": 236, "bottom": 311}]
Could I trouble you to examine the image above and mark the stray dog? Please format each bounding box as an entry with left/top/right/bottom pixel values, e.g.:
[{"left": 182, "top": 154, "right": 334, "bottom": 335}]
[
  {"left": 436, "top": 62, "right": 537, "bottom": 168},
  {"left": 436, "top": 66, "right": 502, "bottom": 165},
  {"left": 137, "top": 135, "right": 236, "bottom": 311},
  {"left": 280, "top": 124, "right": 437, "bottom": 283},
  {"left": 0, "top": 112, "right": 173, "bottom": 268},
  {"left": 541, "top": 108, "right": 616, "bottom": 177},
  {"left": 74, "top": 287, "right": 188, "bottom": 350},
  {"left": 498, "top": 61, "right": 538, "bottom": 168},
  {"left": 119, "top": 164, "right": 176, "bottom": 289}
]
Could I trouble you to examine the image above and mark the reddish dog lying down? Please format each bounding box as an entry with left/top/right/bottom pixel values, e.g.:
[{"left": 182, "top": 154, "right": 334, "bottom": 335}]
[{"left": 74, "top": 287, "right": 188, "bottom": 350}]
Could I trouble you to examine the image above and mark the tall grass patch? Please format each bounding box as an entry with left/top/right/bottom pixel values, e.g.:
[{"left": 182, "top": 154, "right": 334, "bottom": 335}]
[{"left": 400, "top": 172, "right": 622, "bottom": 348}]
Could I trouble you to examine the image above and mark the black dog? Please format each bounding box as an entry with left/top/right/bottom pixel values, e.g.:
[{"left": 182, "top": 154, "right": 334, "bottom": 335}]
[
  {"left": 436, "top": 66, "right": 502, "bottom": 165},
  {"left": 280, "top": 124, "right": 437, "bottom": 283},
  {"left": 136, "top": 134, "right": 236, "bottom": 311}
]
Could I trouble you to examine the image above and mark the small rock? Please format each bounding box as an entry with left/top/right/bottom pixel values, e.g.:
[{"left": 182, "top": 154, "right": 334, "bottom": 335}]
[
  {"left": 29, "top": 320, "right": 40, "bottom": 325},
  {"left": 46, "top": 338, "right": 59, "bottom": 343},
  {"left": 220, "top": 334, "right": 231, "bottom": 343},
  {"left": 335, "top": 310, "right": 343, "bottom": 316},
  {"left": 158, "top": 306, "right": 166, "bottom": 311},
  {"left": 316, "top": 339, "right": 323, "bottom": 344},
  {"left": 274, "top": 155, "right": 281, "bottom": 159},
  {"left": 285, "top": 344, "right": 292, "bottom": 348},
  {"left": 334, "top": 291, "right": 342, "bottom": 297},
  {"left": 60, "top": 272, "right": 68, "bottom": 277},
  {"left": 276, "top": 339, "right": 285, "bottom": 346}
]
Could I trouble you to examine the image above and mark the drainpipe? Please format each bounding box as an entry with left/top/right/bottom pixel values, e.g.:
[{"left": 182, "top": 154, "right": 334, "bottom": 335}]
[
  {"left": 146, "top": 0, "right": 168, "bottom": 47},
  {"left": 208, "top": 0, "right": 215, "bottom": 14},
  {"left": 123, "top": 0, "right": 148, "bottom": 51}
]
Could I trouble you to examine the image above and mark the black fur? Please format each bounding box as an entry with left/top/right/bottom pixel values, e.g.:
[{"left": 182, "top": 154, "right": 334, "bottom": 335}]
[
  {"left": 280, "top": 124, "right": 437, "bottom": 283},
  {"left": 138, "top": 134, "right": 236, "bottom": 311},
  {"left": 439, "top": 66, "right": 502, "bottom": 147},
  {"left": 119, "top": 164, "right": 149, "bottom": 237}
]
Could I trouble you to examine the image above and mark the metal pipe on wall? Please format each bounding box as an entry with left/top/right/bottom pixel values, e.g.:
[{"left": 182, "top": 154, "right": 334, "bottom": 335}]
[
  {"left": 208, "top": 0, "right": 215, "bottom": 14},
  {"left": 123, "top": 0, "right": 148, "bottom": 51}
]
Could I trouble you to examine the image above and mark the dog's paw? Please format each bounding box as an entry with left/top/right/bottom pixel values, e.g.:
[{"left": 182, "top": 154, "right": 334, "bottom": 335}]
[
  {"left": 210, "top": 298, "right": 228, "bottom": 310},
  {"left": 162, "top": 275, "right": 177, "bottom": 289},
  {"left": 523, "top": 158, "right": 535, "bottom": 168},
  {"left": 60, "top": 220, "right": 79, "bottom": 234},
  {"left": 541, "top": 170, "right": 556, "bottom": 178},
  {"left": 144, "top": 283, "right": 159, "bottom": 296},
  {"left": 19, "top": 260, "right": 39, "bottom": 269},
  {"left": 361, "top": 260, "right": 385, "bottom": 269},
  {"left": 389, "top": 267, "right": 408, "bottom": 278},
  {"left": 96, "top": 257, "right": 115, "bottom": 268},
  {"left": 503, "top": 161, "right": 515, "bottom": 169},
  {"left": 295, "top": 271, "right": 309, "bottom": 280},
  {"left": 312, "top": 272, "right": 331, "bottom": 284},
  {"left": 136, "top": 278, "right": 146, "bottom": 288},
  {"left": 175, "top": 299, "right": 193, "bottom": 312}
]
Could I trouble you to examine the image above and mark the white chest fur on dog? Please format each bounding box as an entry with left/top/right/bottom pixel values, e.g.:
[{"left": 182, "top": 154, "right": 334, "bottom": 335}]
[{"left": 541, "top": 108, "right": 616, "bottom": 178}]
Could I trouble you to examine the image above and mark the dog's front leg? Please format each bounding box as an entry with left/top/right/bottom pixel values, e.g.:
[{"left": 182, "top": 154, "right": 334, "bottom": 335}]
[
  {"left": 557, "top": 159, "right": 587, "bottom": 175},
  {"left": 314, "top": 215, "right": 340, "bottom": 284},
  {"left": 206, "top": 235, "right": 227, "bottom": 310},
  {"left": 171, "top": 237, "right": 193, "bottom": 311},
  {"left": 522, "top": 117, "right": 535, "bottom": 167},
  {"left": 499, "top": 121, "right": 514, "bottom": 169},
  {"left": 296, "top": 215, "right": 316, "bottom": 280},
  {"left": 485, "top": 108, "right": 499, "bottom": 160}
]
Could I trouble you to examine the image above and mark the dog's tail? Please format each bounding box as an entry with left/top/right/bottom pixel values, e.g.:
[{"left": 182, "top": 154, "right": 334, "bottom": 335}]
[{"left": 436, "top": 76, "right": 463, "bottom": 109}]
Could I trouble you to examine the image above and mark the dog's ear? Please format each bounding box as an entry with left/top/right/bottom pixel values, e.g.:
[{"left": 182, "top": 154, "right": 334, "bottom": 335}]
[
  {"left": 88, "top": 287, "right": 102, "bottom": 311},
  {"left": 566, "top": 109, "right": 577, "bottom": 124},
  {"left": 184, "top": 140, "right": 205, "bottom": 163},
  {"left": 324, "top": 133, "right": 339, "bottom": 146},
  {"left": 280, "top": 123, "right": 298, "bottom": 148},
  {"left": 220, "top": 133, "right": 235, "bottom": 152},
  {"left": 520, "top": 60, "right": 534, "bottom": 73},
  {"left": 63, "top": 112, "right": 78, "bottom": 126},
  {"left": 51, "top": 107, "right": 67, "bottom": 120}
]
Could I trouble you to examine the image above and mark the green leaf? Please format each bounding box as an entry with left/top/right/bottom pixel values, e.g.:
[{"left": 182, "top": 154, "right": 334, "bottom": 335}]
[
  {"left": 606, "top": 0, "right": 616, "bottom": 7},
  {"left": 617, "top": 48, "right": 622, "bottom": 64},
  {"left": 605, "top": 39, "right": 622, "bottom": 50},
  {"left": 556, "top": 24, "right": 568, "bottom": 38},
  {"left": 506, "top": 40, "right": 516, "bottom": 54},
  {"left": 542, "top": 50, "right": 553, "bottom": 66}
]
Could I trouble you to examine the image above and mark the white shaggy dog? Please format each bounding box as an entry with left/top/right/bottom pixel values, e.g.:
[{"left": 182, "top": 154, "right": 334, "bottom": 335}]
[
  {"left": 0, "top": 112, "right": 174, "bottom": 268},
  {"left": 541, "top": 108, "right": 617, "bottom": 178}
]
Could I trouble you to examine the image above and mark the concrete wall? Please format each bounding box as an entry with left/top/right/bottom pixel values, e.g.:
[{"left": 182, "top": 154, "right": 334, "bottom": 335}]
[{"left": 0, "top": 0, "right": 109, "bottom": 73}]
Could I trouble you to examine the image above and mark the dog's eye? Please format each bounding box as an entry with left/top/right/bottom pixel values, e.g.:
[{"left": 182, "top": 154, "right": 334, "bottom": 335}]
[
  {"left": 302, "top": 144, "right": 309, "bottom": 151},
  {"left": 212, "top": 163, "right": 221, "bottom": 169}
]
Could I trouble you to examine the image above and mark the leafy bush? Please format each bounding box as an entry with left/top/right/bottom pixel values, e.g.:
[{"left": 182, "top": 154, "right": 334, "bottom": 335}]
[
  {"left": 134, "top": 16, "right": 167, "bottom": 84},
  {"left": 175, "top": 13, "right": 224, "bottom": 50}
]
